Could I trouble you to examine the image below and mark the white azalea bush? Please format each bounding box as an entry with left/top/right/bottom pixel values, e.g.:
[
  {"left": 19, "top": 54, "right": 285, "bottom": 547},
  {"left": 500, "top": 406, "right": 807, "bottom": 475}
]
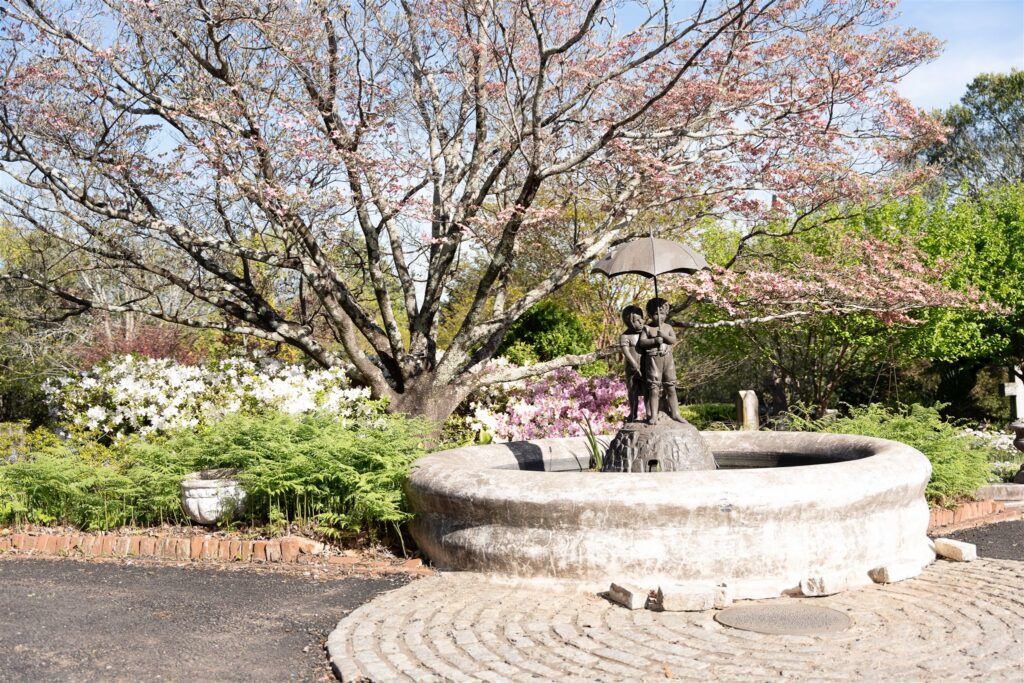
[
  {"left": 45, "top": 355, "right": 383, "bottom": 439},
  {"left": 960, "top": 425, "right": 1024, "bottom": 483}
]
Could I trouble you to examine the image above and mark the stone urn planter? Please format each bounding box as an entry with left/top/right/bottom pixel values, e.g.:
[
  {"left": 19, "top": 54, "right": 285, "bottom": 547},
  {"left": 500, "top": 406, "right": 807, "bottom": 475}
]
[{"left": 181, "top": 468, "right": 247, "bottom": 526}]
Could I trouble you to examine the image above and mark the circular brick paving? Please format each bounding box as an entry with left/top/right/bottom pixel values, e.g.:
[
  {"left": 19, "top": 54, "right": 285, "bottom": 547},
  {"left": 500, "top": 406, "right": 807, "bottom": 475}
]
[{"left": 326, "top": 559, "right": 1024, "bottom": 682}]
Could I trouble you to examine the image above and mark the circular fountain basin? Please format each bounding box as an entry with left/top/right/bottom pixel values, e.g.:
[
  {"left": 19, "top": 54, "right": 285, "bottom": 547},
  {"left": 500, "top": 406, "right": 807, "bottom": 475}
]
[{"left": 406, "top": 431, "right": 935, "bottom": 599}]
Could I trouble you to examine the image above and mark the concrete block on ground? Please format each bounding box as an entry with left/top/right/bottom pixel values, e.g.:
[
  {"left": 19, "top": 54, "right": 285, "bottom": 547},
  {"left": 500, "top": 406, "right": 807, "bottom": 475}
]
[
  {"left": 869, "top": 562, "right": 923, "bottom": 584},
  {"left": 656, "top": 584, "right": 716, "bottom": 612},
  {"left": 714, "top": 584, "right": 734, "bottom": 609},
  {"left": 933, "top": 538, "right": 978, "bottom": 562},
  {"left": 800, "top": 572, "right": 849, "bottom": 597},
  {"left": 607, "top": 582, "right": 649, "bottom": 610}
]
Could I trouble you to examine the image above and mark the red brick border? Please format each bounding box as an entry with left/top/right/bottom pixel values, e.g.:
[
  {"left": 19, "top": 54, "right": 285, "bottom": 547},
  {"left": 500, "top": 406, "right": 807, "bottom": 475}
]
[
  {"left": 0, "top": 531, "right": 432, "bottom": 575},
  {"left": 928, "top": 499, "right": 1006, "bottom": 532}
]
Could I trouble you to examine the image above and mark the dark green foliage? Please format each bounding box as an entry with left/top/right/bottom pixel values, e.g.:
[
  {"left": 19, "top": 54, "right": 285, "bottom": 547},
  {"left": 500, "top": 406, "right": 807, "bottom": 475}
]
[
  {"left": 498, "top": 300, "right": 594, "bottom": 362},
  {"left": 922, "top": 70, "right": 1024, "bottom": 194},
  {"left": 0, "top": 412, "right": 429, "bottom": 537},
  {"left": 678, "top": 403, "right": 735, "bottom": 429},
  {"left": 0, "top": 437, "right": 190, "bottom": 529},
  {"left": 787, "top": 403, "right": 991, "bottom": 506}
]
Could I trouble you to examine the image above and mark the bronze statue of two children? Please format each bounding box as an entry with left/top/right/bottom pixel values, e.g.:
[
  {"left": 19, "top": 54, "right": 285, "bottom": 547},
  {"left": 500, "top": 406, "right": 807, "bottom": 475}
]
[{"left": 619, "top": 298, "right": 685, "bottom": 425}]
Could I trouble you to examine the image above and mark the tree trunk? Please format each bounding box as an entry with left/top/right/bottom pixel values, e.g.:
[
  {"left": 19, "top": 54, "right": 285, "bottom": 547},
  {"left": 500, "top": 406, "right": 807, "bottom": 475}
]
[{"left": 386, "top": 374, "right": 474, "bottom": 426}]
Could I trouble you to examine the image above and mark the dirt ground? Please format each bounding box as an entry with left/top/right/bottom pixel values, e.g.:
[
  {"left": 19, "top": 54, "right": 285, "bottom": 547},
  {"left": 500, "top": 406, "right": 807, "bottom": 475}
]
[
  {"left": 942, "top": 519, "right": 1024, "bottom": 561},
  {"left": 0, "top": 556, "right": 409, "bottom": 682}
]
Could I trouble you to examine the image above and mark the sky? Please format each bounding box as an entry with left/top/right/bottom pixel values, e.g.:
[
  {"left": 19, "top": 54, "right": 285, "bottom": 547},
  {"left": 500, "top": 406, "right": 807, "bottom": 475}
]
[{"left": 891, "top": 0, "right": 1024, "bottom": 110}]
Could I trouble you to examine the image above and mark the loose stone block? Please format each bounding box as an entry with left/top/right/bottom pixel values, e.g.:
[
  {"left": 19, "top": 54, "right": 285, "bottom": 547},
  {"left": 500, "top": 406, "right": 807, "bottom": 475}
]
[
  {"left": 253, "top": 541, "right": 267, "bottom": 562},
  {"left": 869, "top": 562, "right": 923, "bottom": 584},
  {"left": 800, "top": 573, "right": 849, "bottom": 597},
  {"left": 933, "top": 538, "right": 977, "bottom": 562},
  {"left": 607, "top": 582, "right": 649, "bottom": 610},
  {"left": 139, "top": 537, "right": 156, "bottom": 557},
  {"left": 714, "top": 584, "right": 734, "bottom": 609},
  {"left": 190, "top": 536, "right": 203, "bottom": 559},
  {"left": 656, "top": 585, "right": 716, "bottom": 612}
]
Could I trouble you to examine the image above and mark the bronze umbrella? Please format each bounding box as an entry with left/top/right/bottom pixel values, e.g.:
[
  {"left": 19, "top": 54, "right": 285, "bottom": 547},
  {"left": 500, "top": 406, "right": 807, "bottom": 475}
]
[{"left": 592, "top": 236, "right": 709, "bottom": 297}]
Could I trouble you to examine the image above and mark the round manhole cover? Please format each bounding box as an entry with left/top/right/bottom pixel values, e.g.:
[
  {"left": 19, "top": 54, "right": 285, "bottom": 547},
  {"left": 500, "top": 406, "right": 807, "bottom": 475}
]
[{"left": 714, "top": 603, "right": 852, "bottom": 635}]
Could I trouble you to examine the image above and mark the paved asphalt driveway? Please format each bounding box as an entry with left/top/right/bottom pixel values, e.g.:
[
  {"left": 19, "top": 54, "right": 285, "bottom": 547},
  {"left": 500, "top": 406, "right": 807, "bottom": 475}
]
[{"left": 0, "top": 557, "right": 409, "bottom": 682}]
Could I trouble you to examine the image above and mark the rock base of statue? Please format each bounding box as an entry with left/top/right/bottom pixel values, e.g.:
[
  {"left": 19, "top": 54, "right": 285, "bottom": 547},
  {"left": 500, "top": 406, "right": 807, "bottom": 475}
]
[{"left": 602, "top": 419, "right": 717, "bottom": 473}]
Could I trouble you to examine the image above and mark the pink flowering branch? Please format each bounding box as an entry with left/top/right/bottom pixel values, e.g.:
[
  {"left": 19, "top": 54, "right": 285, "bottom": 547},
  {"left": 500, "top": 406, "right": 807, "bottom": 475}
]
[
  {"left": 668, "top": 234, "right": 995, "bottom": 327},
  {"left": 0, "top": 0, "right": 947, "bottom": 420}
]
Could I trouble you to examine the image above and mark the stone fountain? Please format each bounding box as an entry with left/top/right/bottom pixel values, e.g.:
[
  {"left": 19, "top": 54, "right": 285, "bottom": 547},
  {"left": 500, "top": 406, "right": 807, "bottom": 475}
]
[{"left": 405, "top": 243, "right": 934, "bottom": 600}]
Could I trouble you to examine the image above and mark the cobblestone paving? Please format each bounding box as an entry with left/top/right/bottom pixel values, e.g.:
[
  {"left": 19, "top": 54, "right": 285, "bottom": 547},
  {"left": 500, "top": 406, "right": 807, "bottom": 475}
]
[{"left": 327, "top": 559, "right": 1024, "bottom": 682}]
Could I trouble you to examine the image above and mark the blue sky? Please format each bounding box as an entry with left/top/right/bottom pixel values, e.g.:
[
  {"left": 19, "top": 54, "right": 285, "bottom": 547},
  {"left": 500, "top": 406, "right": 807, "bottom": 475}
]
[{"left": 891, "top": 0, "right": 1024, "bottom": 110}]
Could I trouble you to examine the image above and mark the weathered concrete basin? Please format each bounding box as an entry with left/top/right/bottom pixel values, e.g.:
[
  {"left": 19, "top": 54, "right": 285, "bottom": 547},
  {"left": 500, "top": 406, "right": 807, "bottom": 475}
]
[{"left": 406, "top": 432, "right": 935, "bottom": 599}]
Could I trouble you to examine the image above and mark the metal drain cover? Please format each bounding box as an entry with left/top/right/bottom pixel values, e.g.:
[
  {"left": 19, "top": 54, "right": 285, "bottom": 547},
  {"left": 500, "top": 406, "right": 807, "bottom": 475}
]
[{"left": 714, "top": 603, "right": 852, "bottom": 635}]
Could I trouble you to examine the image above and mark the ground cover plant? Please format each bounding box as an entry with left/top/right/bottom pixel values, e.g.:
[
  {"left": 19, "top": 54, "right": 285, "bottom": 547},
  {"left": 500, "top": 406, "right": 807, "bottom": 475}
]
[
  {"left": 0, "top": 410, "right": 428, "bottom": 539},
  {"left": 786, "top": 403, "right": 992, "bottom": 506}
]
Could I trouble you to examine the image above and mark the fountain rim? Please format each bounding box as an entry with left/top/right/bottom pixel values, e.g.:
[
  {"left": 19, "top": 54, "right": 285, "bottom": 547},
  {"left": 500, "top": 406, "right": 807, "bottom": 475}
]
[{"left": 408, "top": 431, "right": 932, "bottom": 509}]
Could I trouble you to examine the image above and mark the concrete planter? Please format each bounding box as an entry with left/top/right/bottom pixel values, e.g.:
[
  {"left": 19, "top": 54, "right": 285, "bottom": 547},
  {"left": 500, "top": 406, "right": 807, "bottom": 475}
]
[
  {"left": 406, "top": 432, "right": 934, "bottom": 599},
  {"left": 181, "top": 469, "right": 247, "bottom": 526}
]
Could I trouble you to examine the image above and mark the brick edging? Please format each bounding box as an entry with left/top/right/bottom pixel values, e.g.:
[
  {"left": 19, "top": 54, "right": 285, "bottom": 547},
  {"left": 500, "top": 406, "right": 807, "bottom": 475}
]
[
  {"left": 0, "top": 531, "right": 428, "bottom": 574},
  {"left": 928, "top": 499, "right": 1005, "bottom": 532}
]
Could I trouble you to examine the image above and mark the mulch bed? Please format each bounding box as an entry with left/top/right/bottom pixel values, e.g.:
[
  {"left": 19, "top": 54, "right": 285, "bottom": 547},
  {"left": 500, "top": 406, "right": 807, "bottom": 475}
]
[{"left": 940, "top": 519, "right": 1024, "bottom": 561}]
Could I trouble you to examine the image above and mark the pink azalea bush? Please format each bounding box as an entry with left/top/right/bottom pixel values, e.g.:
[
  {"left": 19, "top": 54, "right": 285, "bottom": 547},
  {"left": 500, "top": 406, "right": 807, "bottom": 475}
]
[{"left": 468, "top": 368, "right": 627, "bottom": 443}]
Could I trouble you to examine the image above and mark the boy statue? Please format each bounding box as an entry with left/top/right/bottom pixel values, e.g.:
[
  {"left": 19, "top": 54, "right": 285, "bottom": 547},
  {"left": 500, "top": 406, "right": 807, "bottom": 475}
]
[
  {"left": 636, "top": 297, "right": 684, "bottom": 425},
  {"left": 618, "top": 305, "right": 645, "bottom": 421}
]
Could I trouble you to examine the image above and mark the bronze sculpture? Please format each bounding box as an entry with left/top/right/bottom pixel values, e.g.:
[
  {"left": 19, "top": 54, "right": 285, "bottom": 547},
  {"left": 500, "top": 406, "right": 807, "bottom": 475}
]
[
  {"left": 618, "top": 305, "right": 645, "bottom": 422},
  {"left": 636, "top": 297, "right": 685, "bottom": 424}
]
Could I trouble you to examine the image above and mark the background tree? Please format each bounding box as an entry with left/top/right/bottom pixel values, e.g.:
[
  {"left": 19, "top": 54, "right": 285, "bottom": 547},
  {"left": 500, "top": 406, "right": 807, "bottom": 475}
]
[
  {"left": 0, "top": 0, "right": 944, "bottom": 421},
  {"left": 922, "top": 69, "right": 1024, "bottom": 195}
]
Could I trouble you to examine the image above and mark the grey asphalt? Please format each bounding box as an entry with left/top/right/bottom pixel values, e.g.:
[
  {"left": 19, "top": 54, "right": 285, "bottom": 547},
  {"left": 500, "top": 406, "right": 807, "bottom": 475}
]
[{"left": 0, "top": 557, "right": 409, "bottom": 682}]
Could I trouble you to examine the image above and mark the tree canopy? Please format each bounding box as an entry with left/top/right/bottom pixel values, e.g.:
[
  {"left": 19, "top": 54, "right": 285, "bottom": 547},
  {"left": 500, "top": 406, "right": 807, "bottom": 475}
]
[
  {"left": 0, "top": 0, "right": 949, "bottom": 420},
  {"left": 922, "top": 69, "right": 1024, "bottom": 195}
]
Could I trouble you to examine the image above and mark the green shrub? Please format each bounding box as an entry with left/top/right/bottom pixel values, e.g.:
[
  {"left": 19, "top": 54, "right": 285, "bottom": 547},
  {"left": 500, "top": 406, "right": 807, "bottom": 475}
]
[
  {"left": 679, "top": 403, "right": 736, "bottom": 430},
  {"left": 497, "top": 300, "right": 594, "bottom": 362},
  {"left": 166, "top": 412, "right": 429, "bottom": 538},
  {"left": 0, "top": 411, "right": 429, "bottom": 538},
  {"left": 786, "top": 403, "right": 991, "bottom": 506},
  {"left": 0, "top": 437, "right": 189, "bottom": 529}
]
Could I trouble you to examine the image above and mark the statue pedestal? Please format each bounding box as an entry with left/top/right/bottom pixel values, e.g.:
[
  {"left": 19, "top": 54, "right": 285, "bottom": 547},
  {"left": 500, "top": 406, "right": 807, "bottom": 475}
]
[{"left": 602, "top": 420, "right": 716, "bottom": 473}]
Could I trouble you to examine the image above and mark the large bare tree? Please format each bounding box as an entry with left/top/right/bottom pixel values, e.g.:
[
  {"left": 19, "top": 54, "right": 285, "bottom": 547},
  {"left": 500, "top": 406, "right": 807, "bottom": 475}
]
[{"left": 0, "top": 0, "right": 941, "bottom": 420}]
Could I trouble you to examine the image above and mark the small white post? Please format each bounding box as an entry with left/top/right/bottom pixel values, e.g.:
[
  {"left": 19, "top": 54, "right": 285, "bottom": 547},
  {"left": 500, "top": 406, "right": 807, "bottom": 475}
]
[
  {"left": 1001, "top": 366, "right": 1024, "bottom": 421},
  {"left": 736, "top": 390, "right": 760, "bottom": 431}
]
